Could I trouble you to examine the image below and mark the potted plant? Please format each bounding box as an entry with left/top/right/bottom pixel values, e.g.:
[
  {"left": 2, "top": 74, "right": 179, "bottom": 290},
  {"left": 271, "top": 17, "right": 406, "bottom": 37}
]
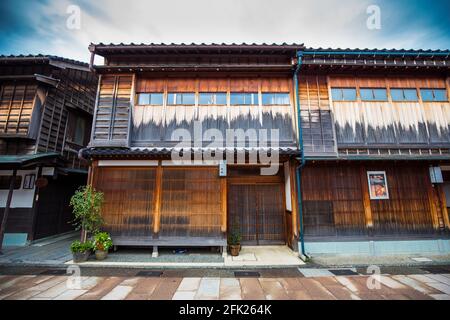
[
  {"left": 93, "top": 231, "right": 113, "bottom": 260},
  {"left": 227, "top": 221, "right": 241, "bottom": 256},
  {"left": 70, "top": 240, "right": 93, "bottom": 263}
]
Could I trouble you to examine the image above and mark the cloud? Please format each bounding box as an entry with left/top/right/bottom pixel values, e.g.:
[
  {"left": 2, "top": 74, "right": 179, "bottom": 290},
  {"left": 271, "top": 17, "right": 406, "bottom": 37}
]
[{"left": 0, "top": 0, "right": 448, "bottom": 63}]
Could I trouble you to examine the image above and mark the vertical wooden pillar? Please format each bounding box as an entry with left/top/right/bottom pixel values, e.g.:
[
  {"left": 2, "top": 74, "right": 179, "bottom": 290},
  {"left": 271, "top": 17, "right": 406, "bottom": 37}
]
[
  {"left": 220, "top": 177, "right": 227, "bottom": 233},
  {"left": 29, "top": 166, "right": 43, "bottom": 241},
  {"left": 359, "top": 165, "right": 374, "bottom": 230},
  {"left": 0, "top": 169, "right": 17, "bottom": 252},
  {"left": 153, "top": 162, "right": 163, "bottom": 234},
  {"left": 427, "top": 181, "right": 442, "bottom": 231}
]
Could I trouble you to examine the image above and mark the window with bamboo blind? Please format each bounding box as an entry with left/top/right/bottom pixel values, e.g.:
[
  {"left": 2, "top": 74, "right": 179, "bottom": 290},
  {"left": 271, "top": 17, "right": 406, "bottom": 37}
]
[{"left": 159, "top": 167, "right": 222, "bottom": 238}]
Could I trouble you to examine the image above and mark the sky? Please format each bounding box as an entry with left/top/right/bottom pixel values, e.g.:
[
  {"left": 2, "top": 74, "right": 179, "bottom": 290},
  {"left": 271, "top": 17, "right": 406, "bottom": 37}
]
[{"left": 0, "top": 0, "right": 449, "bottom": 63}]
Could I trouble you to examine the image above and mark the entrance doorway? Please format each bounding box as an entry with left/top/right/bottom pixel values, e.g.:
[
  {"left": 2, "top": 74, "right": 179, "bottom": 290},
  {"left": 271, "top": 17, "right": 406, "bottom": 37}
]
[{"left": 228, "top": 183, "right": 286, "bottom": 245}]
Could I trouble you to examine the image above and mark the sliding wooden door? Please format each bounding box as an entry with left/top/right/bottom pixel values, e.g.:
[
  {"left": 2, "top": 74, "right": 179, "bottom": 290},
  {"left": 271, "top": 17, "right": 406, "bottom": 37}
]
[{"left": 228, "top": 183, "right": 286, "bottom": 245}]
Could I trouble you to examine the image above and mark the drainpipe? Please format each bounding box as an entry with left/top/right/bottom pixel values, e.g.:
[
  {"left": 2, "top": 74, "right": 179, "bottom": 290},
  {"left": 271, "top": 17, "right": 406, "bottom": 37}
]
[{"left": 293, "top": 51, "right": 308, "bottom": 259}]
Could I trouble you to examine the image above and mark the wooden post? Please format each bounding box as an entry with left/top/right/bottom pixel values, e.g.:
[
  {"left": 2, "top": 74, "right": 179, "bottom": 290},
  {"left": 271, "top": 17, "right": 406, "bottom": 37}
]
[
  {"left": 29, "top": 166, "right": 43, "bottom": 241},
  {"left": 220, "top": 177, "right": 227, "bottom": 233},
  {"left": 360, "top": 165, "right": 374, "bottom": 230},
  {"left": 427, "top": 181, "right": 442, "bottom": 231},
  {"left": 437, "top": 185, "right": 450, "bottom": 230},
  {"left": 0, "top": 169, "right": 17, "bottom": 252},
  {"left": 153, "top": 162, "right": 163, "bottom": 234}
]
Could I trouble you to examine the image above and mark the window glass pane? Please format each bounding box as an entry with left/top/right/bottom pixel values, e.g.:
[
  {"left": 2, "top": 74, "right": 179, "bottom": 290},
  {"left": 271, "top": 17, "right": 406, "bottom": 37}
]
[
  {"left": 420, "top": 89, "right": 434, "bottom": 101},
  {"left": 149, "top": 93, "right": 163, "bottom": 105},
  {"left": 199, "top": 93, "right": 227, "bottom": 105},
  {"left": 373, "top": 89, "right": 387, "bottom": 101},
  {"left": 215, "top": 93, "right": 227, "bottom": 105},
  {"left": 433, "top": 89, "right": 448, "bottom": 102},
  {"left": 390, "top": 89, "right": 404, "bottom": 101},
  {"left": 167, "top": 93, "right": 195, "bottom": 105},
  {"left": 331, "top": 88, "right": 343, "bottom": 101},
  {"left": 137, "top": 93, "right": 150, "bottom": 105},
  {"left": 342, "top": 88, "right": 357, "bottom": 101},
  {"left": 0, "top": 176, "right": 22, "bottom": 190},
  {"left": 403, "top": 89, "right": 418, "bottom": 101},
  {"left": 262, "top": 93, "right": 290, "bottom": 105},
  {"left": 360, "top": 88, "right": 374, "bottom": 101},
  {"left": 199, "top": 93, "right": 213, "bottom": 105},
  {"left": 230, "top": 93, "right": 258, "bottom": 105},
  {"left": 74, "top": 117, "right": 86, "bottom": 145}
]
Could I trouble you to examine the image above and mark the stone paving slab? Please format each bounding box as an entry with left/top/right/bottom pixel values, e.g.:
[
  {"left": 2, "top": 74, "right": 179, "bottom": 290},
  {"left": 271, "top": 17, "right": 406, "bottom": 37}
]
[{"left": 2, "top": 270, "right": 450, "bottom": 300}]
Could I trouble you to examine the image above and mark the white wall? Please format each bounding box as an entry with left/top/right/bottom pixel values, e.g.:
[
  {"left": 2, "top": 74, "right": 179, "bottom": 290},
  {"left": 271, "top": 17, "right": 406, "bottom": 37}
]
[{"left": 0, "top": 168, "right": 54, "bottom": 208}]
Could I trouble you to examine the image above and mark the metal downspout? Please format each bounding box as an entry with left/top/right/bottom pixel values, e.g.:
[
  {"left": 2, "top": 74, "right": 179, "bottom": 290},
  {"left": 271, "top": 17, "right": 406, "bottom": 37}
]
[{"left": 293, "top": 51, "right": 308, "bottom": 258}]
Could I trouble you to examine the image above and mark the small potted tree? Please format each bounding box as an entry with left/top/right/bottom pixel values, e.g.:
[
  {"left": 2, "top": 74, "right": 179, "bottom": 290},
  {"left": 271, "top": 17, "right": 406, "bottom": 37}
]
[
  {"left": 227, "top": 221, "right": 242, "bottom": 256},
  {"left": 93, "top": 231, "right": 113, "bottom": 260},
  {"left": 70, "top": 185, "right": 104, "bottom": 242},
  {"left": 70, "top": 240, "right": 93, "bottom": 263},
  {"left": 69, "top": 185, "right": 104, "bottom": 261}
]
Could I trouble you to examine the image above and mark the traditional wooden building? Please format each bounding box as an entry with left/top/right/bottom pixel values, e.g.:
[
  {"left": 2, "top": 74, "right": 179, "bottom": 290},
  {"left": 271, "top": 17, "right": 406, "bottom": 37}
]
[
  {"left": 0, "top": 55, "right": 97, "bottom": 247},
  {"left": 81, "top": 43, "right": 450, "bottom": 256}
]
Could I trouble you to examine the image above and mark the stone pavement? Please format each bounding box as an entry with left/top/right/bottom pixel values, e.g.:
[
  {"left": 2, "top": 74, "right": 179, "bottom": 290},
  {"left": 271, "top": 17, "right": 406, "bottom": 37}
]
[{"left": 1, "top": 267, "right": 450, "bottom": 300}]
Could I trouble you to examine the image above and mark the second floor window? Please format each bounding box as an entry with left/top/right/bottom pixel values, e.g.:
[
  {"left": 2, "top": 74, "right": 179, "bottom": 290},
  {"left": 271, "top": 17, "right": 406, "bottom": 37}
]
[
  {"left": 230, "top": 93, "right": 259, "bottom": 105},
  {"left": 167, "top": 93, "right": 195, "bottom": 105},
  {"left": 199, "top": 93, "right": 227, "bottom": 105},
  {"left": 137, "top": 93, "right": 164, "bottom": 105},
  {"left": 420, "top": 88, "right": 448, "bottom": 102},
  {"left": 331, "top": 88, "right": 357, "bottom": 101},
  {"left": 390, "top": 88, "right": 418, "bottom": 102},
  {"left": 360, "top": 88, "right": 388, "bottom": 101},
  {"left": 261, "top": 93, "right": 290, "bottom": 105}
]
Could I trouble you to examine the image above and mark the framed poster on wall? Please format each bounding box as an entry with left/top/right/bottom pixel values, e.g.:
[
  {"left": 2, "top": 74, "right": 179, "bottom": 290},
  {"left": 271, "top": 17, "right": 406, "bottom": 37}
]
[{"left": 367, "top": 171, "right": 389, "bottom": 200}]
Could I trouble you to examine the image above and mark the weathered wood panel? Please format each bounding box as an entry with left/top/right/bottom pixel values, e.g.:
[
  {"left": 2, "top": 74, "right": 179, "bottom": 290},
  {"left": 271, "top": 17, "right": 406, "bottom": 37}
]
[
  {"left": 94, "top": 167, "right": 157, "bottom": 238},
  {"left": 159, "top": 167, "right": 222, "bottom": 238},
  {"left": 131, "top": 77, "right": 296, "bottom": 146},
  {"left": 299, "top": 75, "right": 336, "bottom": 156},
  {"left": 302, "top": 163, "right": 367, "bottom": 237},
  {"left": 330, "top": 76, "right": 450, "bottom": 147},
  {"left": 228, "top": 183, "right": 286, "bottom": 244},
  {"left": 302, "top": 162, "right": 437, "bottom": 238},
  {"left": 92, "top": 75, "right": 133, "bottom": 146},
  {"left": 0, "top": 82, "right": 38, "bottom": 137},
  {"left": 368, "top": 164, "right": 434, "bottom": 235}
]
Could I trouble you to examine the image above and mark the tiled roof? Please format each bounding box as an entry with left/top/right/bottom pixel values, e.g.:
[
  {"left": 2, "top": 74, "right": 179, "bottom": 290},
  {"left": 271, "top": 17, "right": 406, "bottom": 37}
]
[
  {"left": 80, "top": 147, "right": 301, "bottom": 159},
  {"left": 0, "top": 54, "right": 89, "bottom": 67},
  {"left": 304, "top": 47, "right": 450, "bottom": 56}
]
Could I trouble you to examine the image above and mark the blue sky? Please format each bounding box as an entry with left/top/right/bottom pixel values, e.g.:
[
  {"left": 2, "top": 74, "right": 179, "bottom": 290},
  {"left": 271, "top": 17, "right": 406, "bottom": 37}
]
[{"left": 0, "top": 0, "right": 449, "bottom": 63}]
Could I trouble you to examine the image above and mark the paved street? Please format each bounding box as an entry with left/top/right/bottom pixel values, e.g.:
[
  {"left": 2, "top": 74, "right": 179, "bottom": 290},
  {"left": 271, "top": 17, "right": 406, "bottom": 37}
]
[{"left": 1, "top": 266, "right": 450, "bottom": 300}]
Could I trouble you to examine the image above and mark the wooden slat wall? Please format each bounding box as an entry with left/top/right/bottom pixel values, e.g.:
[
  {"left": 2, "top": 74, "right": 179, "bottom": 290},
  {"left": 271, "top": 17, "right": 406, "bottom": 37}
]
[
  {"left": 132, "top": 77, "right": 296, "bottom": 145},
  {"left": 159, "top": 167, "right": 222, "bottom": 238},
  {"left": 36, "top": 68, "right": 97, "bottom": 169},
  {"left": 302, "top": 163, "right": 367, "bottom": 236},
  {"left": 93, "top": 166, "right": 224, "bottom": 241},
  {"left": 95, "top": 167, "right": 157, "bottom": 238},
  {"left": 0, "top": 82, "right": 37, "bottom": 137},
  {"left": 298, "top": 75, "right": 336, "bottom": 156},
  {"left": 330, "top": 76, "right": 450, "bottom": 146},
  {"left": 92, "top": 75, "right": 133, "bottom": 146},
  {"left": 302, "top": 162, "right": 436, "bottom": 238},
  {"left": 369, "top": 164, "right": 434, "bottom": 234}
]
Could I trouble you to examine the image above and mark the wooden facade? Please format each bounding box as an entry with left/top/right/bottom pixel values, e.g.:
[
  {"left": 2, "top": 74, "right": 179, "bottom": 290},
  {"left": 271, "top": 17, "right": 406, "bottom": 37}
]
[
  {"left": 0, "top": 56, "right": 97, "bottom": 245},
  {"left": 82, "top": 44, "right": 450, "bottom": 251}
]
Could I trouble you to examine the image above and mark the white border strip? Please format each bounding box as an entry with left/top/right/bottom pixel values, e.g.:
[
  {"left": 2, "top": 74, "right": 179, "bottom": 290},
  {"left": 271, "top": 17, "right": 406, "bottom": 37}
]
[{"left": 98, "top": 160, "right": 158, "bottom": 167}]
